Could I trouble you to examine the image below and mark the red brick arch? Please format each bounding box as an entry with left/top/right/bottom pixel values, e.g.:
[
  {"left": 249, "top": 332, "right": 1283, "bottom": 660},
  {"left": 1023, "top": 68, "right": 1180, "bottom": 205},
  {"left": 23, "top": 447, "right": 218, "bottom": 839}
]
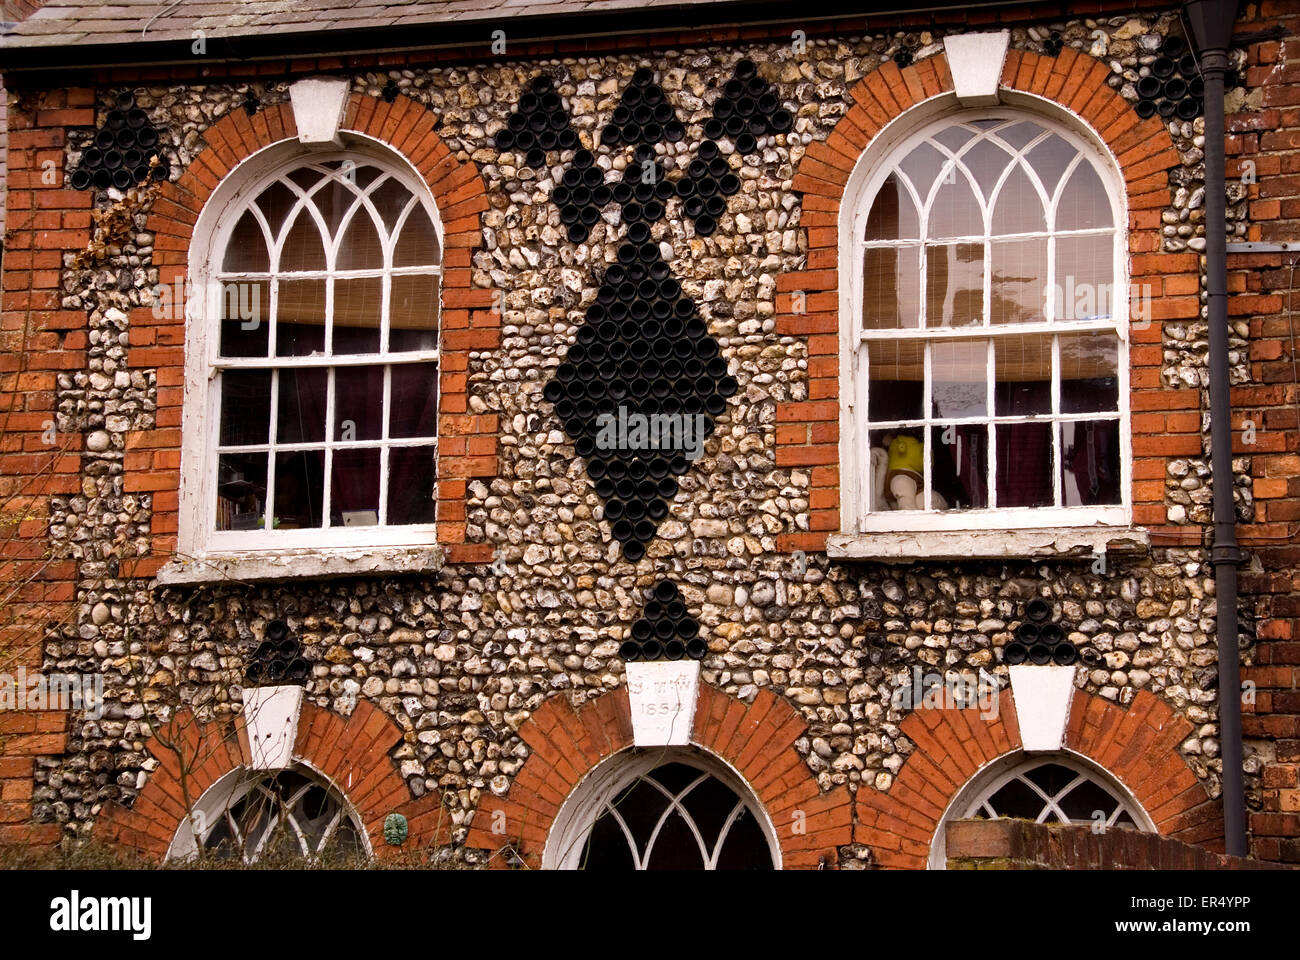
[
  {"left": 93, "top": 699, "right": 448, "bottom": 859},
  {"left": 774, "top": 47, "right": 1193, "bottom": 552},
  {"left": 122, "top": 91, "right": 496, "bottom": 577},
  {"left": 855, "top": 687, "right": 1220, "bottom": 868},
  {"left": 465, "top": 683, "right": 853, "bottom": 869}
]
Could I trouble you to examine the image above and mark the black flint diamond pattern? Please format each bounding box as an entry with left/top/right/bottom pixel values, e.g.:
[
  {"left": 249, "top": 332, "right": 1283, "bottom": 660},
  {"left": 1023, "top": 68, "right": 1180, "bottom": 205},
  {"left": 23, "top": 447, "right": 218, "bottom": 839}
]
[
  {"left": 620, "top": 580, "right": 706, "bottom": 661},
  {"left": 493, "top": 61, "right": 791, "bottom": 657},
  {"left": 69, "top": 91, "right": 169, "bottom": 191}
]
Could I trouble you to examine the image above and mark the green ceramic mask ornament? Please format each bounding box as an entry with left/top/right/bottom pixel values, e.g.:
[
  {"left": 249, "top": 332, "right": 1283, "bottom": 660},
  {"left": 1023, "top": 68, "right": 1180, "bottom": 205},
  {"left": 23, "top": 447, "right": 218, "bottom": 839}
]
[{"left": 384, "top": 812, "right": 408, "bottom": 846}]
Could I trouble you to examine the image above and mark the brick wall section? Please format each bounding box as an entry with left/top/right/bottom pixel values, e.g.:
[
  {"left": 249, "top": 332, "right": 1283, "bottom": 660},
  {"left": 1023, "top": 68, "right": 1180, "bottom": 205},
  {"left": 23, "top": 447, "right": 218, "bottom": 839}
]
[
  {"left": 1226, "top": 1, "right": 1300, "bottom": 864},
  {"left": 855, "top": 688, "right": 1218, "bottom": 868},
  {"left": 121, "top": 92, "right": 496, "bottom": 577},
  {"left": 464, "top": 684, "right": 852, "bottom": 869},
  {"left": 946, "top": 818, "right": 1283, "bottom": 869},
  {"left": 93, "top": 699, "right": 447, "bottom": 858},
  {"left": 774, "top": 48, "right": 1192, "bottom": 552},
  {"left": 2, "top": 0, "right": 47, "bottom": 19},
  {"left": 0, "top": 84, "right": 93, "bottom": 847}
]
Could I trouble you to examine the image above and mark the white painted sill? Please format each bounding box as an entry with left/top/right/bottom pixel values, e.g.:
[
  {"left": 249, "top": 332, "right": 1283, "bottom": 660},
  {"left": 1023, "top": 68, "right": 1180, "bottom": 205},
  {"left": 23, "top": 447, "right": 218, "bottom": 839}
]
[
  {"left": 825, "top": 527, "right": 1150, "bottom": 562},
  {"left": 155, "top": 544, "right": 445, "bottom": 586}
]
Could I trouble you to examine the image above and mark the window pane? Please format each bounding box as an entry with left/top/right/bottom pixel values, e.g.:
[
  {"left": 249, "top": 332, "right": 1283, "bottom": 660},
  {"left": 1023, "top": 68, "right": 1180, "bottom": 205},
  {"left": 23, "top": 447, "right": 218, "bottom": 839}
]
[
  {"left": 273, "top": 450, "right": 324, "bottom": 528},
  {"left": 990, "top": 239, "right": 1047, "bottom": 325},
  {"left": 867, "top": 340, "right": 923, "bottom": 421},
  {"left": 280, "top": 209, "right": 327, "bottom": 271},
  {"left": 388, "top": 445, "right": 437, "bottom": 525},
  {"left": 1060, "top": 333, "right": 1120, "bottom": 413},
  {"left": 1056, "top": 161, "right": 1112, "bottom": 230},
  {"left": 991, "top": 165, "right": 1046, "bottom": 235},
  {"left": 1062, "top": 420, "right": 1121, "bottom": 506},
  {"left": 1054, "top": 235, "right": 1112, "bottom": 321},
  {"left": 331, "top": 449, "right": 380, "bottom": 527},
  {"left": 899, "top": 141, "right": 947, "bottom": 204},
  {"left": 223, "top": 211, "right": 270, "bottom": 272},
  {"left": 276, "top": 278, "right": 327, "bottom": 357},
  {"left": 645, "top": 811, "right": 704, "bottom": 869},
  {"left": 313, "top": 177, "right": 356, "bottom": 235},
  {"left": 932, "top": 124, "right": 976, "bottom": 153},
  {"left": 216, "top": 453, "right": 268, "bottom": 531},
  {"left": 369, "top": 177, "right": 415, "bottom": 233},
  {"left": 931, "top": 422, "right": 988, "bottom": 510},
  {"left": 277, "top": 367, "right": 328, "bottom": 444},
  {"left": 995, "top": 120, "right": 1044, "bottom": 151},
  {"left": 218, "top": 279, "right": 270, "bottom": 357},
  {"left": 219, "top": 370, "right": 271, "bottom": 445},
  {"left": 333, "top": 276, "right": 382, "bottom": 354},
  {"left": 255, "top": 180, "right": 298, "bottom": 237},
  {"left": 865, "top": 173, "right": 918, "bottom": 240},
  {"left": 996, "top": 422, "right": 1054, "bottom": 507},
  {"left": 925, "top": 243, "right": 983, "bottom": 327},
  {"left": 863, "top": 247, "right": 920, "bottom": 330},
  {"left": 931, "top": 339, "right": 987, "bottom": 419},
  {"left": 389, "top": 274, "right": 441, "bottom": 352},
  {"left": 390, "top": 363, "right": 440, "bottom": 438},
  {"left": 994, "top": 334, "right": 1052, "bottom": 417},
  {"left": 393, "top": 206, "right": 441, "bottom": 267},
  {"left": 337, "top": 214, "right": 384, "bottom": 271},
  {"left": 962, "top": 137, "right": 1011, "bottom": 197},
  {"left": 928, "top": 175, "right": 983, "bottom": 239},
  {"left": 1026, "top": 134, "right": 1076, "bottom": 195},
  {"left": 335, "top": 366, "right": 385, "bottom": 441}
]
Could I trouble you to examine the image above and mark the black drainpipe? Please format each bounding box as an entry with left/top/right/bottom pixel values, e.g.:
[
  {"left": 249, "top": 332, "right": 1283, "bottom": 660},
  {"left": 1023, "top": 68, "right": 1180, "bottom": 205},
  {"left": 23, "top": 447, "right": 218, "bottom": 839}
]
[{"left": 1185, "top": 0, "right": 1246, "bottom": 858}]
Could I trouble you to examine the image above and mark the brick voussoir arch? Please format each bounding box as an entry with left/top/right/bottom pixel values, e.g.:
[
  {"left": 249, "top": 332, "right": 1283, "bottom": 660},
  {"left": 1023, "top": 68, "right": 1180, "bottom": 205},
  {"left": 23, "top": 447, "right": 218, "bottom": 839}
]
[
  {"left": 855, "top": 687, "right": 1219, "bottom": 868},
  {"left": 774, "top": 47, "right": 1185, "bottom": 553},
  {"left": 93, "top": 699, "right": 446, "bottom": 859},
  {"left": 465, "top": 684, "right": 853, "bottom": 869},
  {"left": 123, "top": 92, "right": 495, "bottom": 578}
]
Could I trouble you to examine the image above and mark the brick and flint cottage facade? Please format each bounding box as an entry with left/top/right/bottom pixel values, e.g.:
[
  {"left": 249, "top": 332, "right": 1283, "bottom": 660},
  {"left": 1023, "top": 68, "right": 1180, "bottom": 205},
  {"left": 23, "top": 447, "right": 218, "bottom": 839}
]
[{"left": 1, "top": 0, "right": 1298, "bottom": 869}]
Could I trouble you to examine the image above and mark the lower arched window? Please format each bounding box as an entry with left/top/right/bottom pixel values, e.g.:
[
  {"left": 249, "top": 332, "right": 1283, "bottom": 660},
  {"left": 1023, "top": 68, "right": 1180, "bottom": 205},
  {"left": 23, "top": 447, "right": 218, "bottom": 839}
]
[
  {"left": 168, "top": 766, "right": 367, "bottom": 863},
  {"left": 546, "top": 751, "right": 778, "bottom": 870},
  {"left": 929, "top": 753, "right": 1151, "bottom": 869}
]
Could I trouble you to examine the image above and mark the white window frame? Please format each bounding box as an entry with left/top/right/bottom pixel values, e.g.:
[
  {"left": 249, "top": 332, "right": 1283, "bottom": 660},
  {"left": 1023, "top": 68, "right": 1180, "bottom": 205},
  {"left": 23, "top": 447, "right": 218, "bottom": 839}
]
[
  {"left": 927, "top": 750, "right": 1154, "bottom": 869},
  {"left": 839, "top": 95, "right": 1133, "bottom": 537},
  {"left": 166, "top": 762, "right": 371, "bottom": 862},
  {"left": 177, "top": 136, "right": 444, "bottom": 569},
  {"left": 543, "top": 747, "right": 781, "bottom": 870}
]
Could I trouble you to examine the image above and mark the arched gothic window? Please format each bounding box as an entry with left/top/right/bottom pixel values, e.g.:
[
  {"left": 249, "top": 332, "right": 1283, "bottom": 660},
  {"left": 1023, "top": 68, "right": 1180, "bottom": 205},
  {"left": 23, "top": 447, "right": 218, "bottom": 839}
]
[
  {"left": 169, "top": 766, "right": 368, "bottom": 863},
  {"left": 546, "top": 752, "right": 778, "bottom": 870}
]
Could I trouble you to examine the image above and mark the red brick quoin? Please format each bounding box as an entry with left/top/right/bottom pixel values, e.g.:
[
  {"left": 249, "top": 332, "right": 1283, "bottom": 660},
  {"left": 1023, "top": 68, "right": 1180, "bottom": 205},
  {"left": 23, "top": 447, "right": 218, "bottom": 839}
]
[
  {"left": 123, "top": 92, "right": 497, "bottom": 576},
  {"left": 775, "top": 48, "right": 1192, "bottom": 552},
  {"left": 94, "top": 699, "right": 449, "bottom": 859},
  {"left": 465, "top": 683, "right": 853, "bottom": 868},
  {"left": 856, "top": 687, "right": 1219, "bottom": 868}
]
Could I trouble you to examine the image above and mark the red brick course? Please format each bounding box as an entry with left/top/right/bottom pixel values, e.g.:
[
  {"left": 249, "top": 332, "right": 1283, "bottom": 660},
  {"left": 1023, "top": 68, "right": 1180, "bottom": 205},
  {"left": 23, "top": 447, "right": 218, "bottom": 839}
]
[
  {"left": 93, "top": 699, "right": 445, "bottom": 858},
  {"left": 855, "top": 688, "right": 1218, "bottom": 868},
  {"left": 464, "top": 684, "right": 852, "bottom": 869}
]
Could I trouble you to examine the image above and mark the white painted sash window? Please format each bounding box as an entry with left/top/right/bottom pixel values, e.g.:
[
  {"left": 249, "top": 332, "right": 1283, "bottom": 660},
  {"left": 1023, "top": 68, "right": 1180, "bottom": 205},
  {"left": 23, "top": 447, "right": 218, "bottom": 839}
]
[
  {"left": 186, "top": 148, "right": 443, "bottom": 555},
  {"left": 844, "top": 111, "right": 1131, "bottom": 533}
]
